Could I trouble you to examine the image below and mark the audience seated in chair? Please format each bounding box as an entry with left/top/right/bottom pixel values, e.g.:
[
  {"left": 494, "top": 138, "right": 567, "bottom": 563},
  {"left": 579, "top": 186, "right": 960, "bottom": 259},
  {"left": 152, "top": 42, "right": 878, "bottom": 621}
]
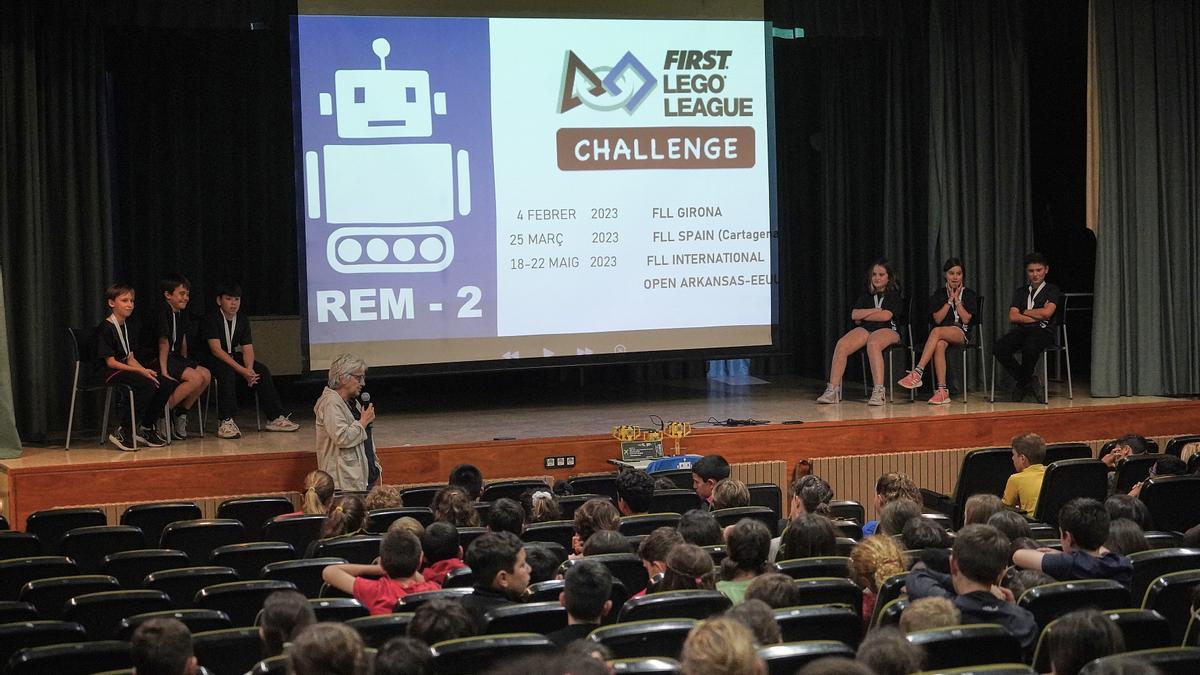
[
  {"left": 487, "top": 498, "right": 525, "bottom": 536},
  {"left": 322, "top": 529, "right": 439, "bottom": 615},
  {"left": 364, "top": 484, "right": 402, "bottom": 511},
  {"left": 387, "top": 517, "right": 424, "bottom": 539},
  {"left": 132, "top": 617, "right": 198, "bottom": 675},
  {"left": 988, "top": 510, "right": 1038, "bottom": 562},
  {"left": 407, "top": 598, "right": 475, "bottom": 646},
  {"left": 459, "top": 531, "right": 531, "bottom": 632},
  {"left": 899, "top": 596, "right": 960, "bottom": 634},
  {"left": 856, "top": 625, "right": 926, "bottom": 675},
  {"left": 520, "top": 489, "right": 561, "bottom": 524},
  {"left": 259, "top": 590, "right": 316, "bottom": 659},
  {"left": 431, "top": 487, "right": 480, "bottom": 528},
  {"left": 288, "top": 622, "right": 368, "bottom": 675},
  {"left": 744, "top": 573, "right": 803, "bottom": 609},
  {"left": 1128, "top": 456, "right": 1189, "bottom": 498},
  {"left": 717, "top": 519, "right": 772, "bottom": 604},
  {"left": 616, "top": 469, "right": 655, "bottom": 516},
  {"left": 877, "top": 499, "right": 922, "bottom": 537},
  {"left": 1003, "top": 433, "right": 1048, "bottom": 517},
  {"left": 279, "top": 470, "right": 334, "bottom": 518},
  {"left": 1013, "top": 498, "right": 1133, "bottom": 588},
  {"left": 680, "top": 617, "right": 764, "bottom": 675},
  {"left": 1105, "top": 494, "right": 1152, "bottom": 530},
  {"left": 963, "top": 493, "right": 1006, "bottom": 526},
  {"left": 373, "top": 636, "right": 433, "bottom": 675},
  {"left": 656, "top": 544, "right": 718, "bottom": 592},
  {"left": 635, "top": 527, "right": 684, "bottom": 596},
  {"left": 850, "top": 535, "right": 909, "bottom": 624},
  {"left": 777, "top": 513, "right": 839, "bottom": 563},
  {"left": 906, "top": 524, "right": 1039, "bottom": 656},
  {"left": 690, "top": 455, "right": 731, "bottom": 511},
  {"left": 862, "top": 473, "right": 921, "bottom": 536},
  {"left": 418, "top": 522, "right": 465, "bottom": 586},
  {"left": 582, "top": 529, "right": 631, "bottom": 557},
  {"left": 525, "top": 546, "right": 561, "bottom": 584},
  {"left": 1105, "top": 518, "right": 1149, "bottom": 556},
  {"left": 677, "top": 509, "right": 723, "bottom": 547},
  {"left": 449, "top": 464, "right": 484, "bottom": 502},
  {"left": 571, "top": 498, "right": 620, "bottom": 556},
  {"left": 1046, "top": 608, "right": 1125, "bottom": 675},
  {"left": 724, "top": 598, "right": 781, "bottom": 646},
  {"left": 712, "top": 479, "right": 752, "bottom": 511},
  {"left": 546, "top": 559, "right": 613, "bottom": 647}
]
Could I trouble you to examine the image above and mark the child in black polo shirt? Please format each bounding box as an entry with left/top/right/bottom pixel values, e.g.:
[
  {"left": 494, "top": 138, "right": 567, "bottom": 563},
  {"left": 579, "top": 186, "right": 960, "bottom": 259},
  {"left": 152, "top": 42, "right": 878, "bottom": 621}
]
[
  {"left": 154, "top": 273, "right": 211, "bottom": 440},
  {"left": 97, "top": 283, "right": 174, "bottom": 450},
  {"left": 993, "top": 252, "right": 1061, "bottom": 402},
  {"left": 817, "top": 258, "right": 903, "bottom": 406},
  {"left": 201, "top": 283, "right": 299, "bottom": 439}
]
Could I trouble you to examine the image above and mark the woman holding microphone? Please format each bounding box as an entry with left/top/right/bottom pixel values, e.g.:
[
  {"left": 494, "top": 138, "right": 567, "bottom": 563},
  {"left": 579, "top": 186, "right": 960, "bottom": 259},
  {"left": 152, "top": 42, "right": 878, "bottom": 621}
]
[{"left": 314, "top": 353, "right": 379, "bottom": 491}]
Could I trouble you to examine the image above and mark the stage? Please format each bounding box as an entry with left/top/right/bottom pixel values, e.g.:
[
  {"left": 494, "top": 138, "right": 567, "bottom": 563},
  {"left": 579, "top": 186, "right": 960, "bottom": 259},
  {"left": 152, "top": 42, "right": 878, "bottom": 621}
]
[{"left": 2, "top": 376, "right": 1197, "bottom": 528}]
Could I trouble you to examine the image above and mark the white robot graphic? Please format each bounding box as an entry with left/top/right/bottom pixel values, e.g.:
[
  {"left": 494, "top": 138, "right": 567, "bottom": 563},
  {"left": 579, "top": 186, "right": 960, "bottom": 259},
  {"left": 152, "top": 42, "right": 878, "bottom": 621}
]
[{"left": 304, "top": 37, "right": 469, "bottom": 273}]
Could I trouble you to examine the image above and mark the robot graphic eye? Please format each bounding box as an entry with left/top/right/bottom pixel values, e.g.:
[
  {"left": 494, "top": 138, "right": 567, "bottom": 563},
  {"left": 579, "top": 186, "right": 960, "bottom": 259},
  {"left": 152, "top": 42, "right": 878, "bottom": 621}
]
[
  {"left": 354, "top": 87, "right": 366, "bottom": 104},
  {"left": 405, "top": 87, "right": 416, "bottom": 103}
]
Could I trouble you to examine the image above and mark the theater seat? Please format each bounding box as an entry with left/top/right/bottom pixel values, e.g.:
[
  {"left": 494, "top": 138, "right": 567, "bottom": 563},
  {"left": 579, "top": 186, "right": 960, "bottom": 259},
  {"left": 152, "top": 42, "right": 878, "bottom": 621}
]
[
  {"left": 0, "top": 557, "right": 78, "bottom": 601},
  {"left": 261, "top": 557, "right": 345, "bottom": 598},
  {"left": 0, "top": 532, "right": 43, "bottom": 561},
  {"left": 1032, "top": 608, "right": 1170, "bottom": 672},
  {"left": 195, "top": 580, "right": 297, "bottom": 627},
  {"left": 262, "top": 515, "right": 325, "bottom": 556},
  {"left": 63, "top": 589, "right": 172, "bottom": 639},
  {"left": 145, "top": 566, "right": 239, "bottom": 609},
  {"left": 523, "top": 579, "right": 565, "bottom": 603},
  {"left": 0, "top": 600, "right": 38, "bottom": 624},
  {"left": 481, "top": 480, "right": 550, "bottom": 503},
  {"left": 712, "top": 506, "right": 778, "bottom": 536},
  {"left": 209, "top": 542, "right": 297, "bottom": 580},
  {"left": 792, "top": 577, "right": 863, "bottom": 617},
  {"left": 346, "top": 613, "right": 415, "bottom": 648},
  {"left": 484, "top": 601, "right": 568, "bottom": 635},
  {"left": 308, "top": 597, "right": 369, "bottom": 622},
  {"left": 121, "top": 502, "right": 202, "bottom": 548},
  {"left": 828, "top": 501, "right": 866, "bottom": 525},
  {"left": 432, "top": 633, "right": 556, "bottom": 674},
  {"left": 1079, "top": 647, "right": 1200, "bottom": 675},
  {"left": 216, "top": 497, "right": 295, "bottom": 541},
  {"left": 364, "top": 507, "right": 435, "bottom": 532},
  {"left": 561, "top": 554, "right": 648, "bottom": 599},
  {"left": 907, "top": 624, "right": 1023, "bottom": 670},
  {"left": 116, "top": 608, "right": 233, "bottom": 641},
  {"left": 588, "top": 619, "right": 697, "bottom": 659},
  {"left": 565, "top": 473, "right": 619, "bottom": 500},
  {"left": 832, "top": 520, "right": 864, "bottom": 540},
  {"left": 873, "top": 597, "right": 909, "bottom": 628},
  {"left": 557, "top": 494, "right": 607, "bottom": 520},
  {"left": 773, "top": 604, "right": 862, "bottom": 647},
  {"left": 7, "top": 640, "right": 132, "bottom": 675},
  {"left": 1142, "top": 569, "right": 1200, "bottom": 645},
  {"left": 522, "top": 520, "right": 576, "bottom": 550},
  {"left": 618, "top": 514, "right": 681, "bottom": 537},
  {"left": 193, "top": 627, "right": 265, "bottom": 675},
  {"left": 25, "top": 507, "right": 107, "bottom": 555},
  {"left": 442, "top": 565, "right": 475, "bottom": 589},
  {"left": 773, "top": 556, "right": 852, "bottom": 580},
  {"left": 19, "top": 575, "right": 120, "bottom": 620},
  {"left": 395, "top": 587, "right": 474, "bottom": 612},
  {"left": 1018, "top": 579, "right": 1132, "bottom": 633},
  {"left": 1129, "top": 548, "right": 1200, "bottom": 606},
  {"left": 160, "top": 519, "right": 246, "bottom": 564},
  {"left": 617, "top": 590, "right": 731, "bottom": 622},
  {"left": 913, "top": 665, "right": 1035, "bottom": 675},
  {"left": 0, "top": 620, "right": 87, "bottom": 667},
  {"left": 308, "top": 534, "right": 382, "bottom": 564},
  {"left": 398, "top": 485, "right": 441, "bottom": 508},
  {"left": 609, "top": 657, "right": 682, "bottom": 673},
  {"left": 757, "top": 640, "right": 855, "bottom": 675},
  {"left": 1139, "top": 476, "right": 1200, "bottom": 533},
  {"left": 920, "top": 447, "right": 1013, "bottom": 528},
  {"left": 1044, "top": 443, "right": 1093, "bottom": 464},
  {"left": 648, "top": 490, "right": 703, "bottom": 515},
  {"left": 101, "top": 549, "right": 190, "bottom": 589},
  {"left": 1031, "top": 459, "right": 1109, "bottom": 527},
  {"left": 871, "top": 573, "right": 908, "bottom": 625}
]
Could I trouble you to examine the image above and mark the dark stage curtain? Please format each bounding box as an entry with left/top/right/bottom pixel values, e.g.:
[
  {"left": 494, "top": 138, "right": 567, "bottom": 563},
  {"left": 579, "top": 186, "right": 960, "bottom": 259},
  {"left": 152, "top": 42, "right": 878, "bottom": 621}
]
[
  {"left": 1091, "top": 0, "right": 1200, "bottom": 396},
  {"left": 0, "top": 2, "right": 114, "bottom": 441},
  {"left": 927, "top": 0, "right": 1034, "bottom": 371}
]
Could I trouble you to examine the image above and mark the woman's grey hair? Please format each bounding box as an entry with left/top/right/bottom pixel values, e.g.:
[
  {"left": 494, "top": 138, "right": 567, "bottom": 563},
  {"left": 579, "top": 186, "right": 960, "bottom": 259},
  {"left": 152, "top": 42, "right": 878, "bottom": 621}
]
[{"left": 327, "top": 353, "right": 367, "bottom": 389}]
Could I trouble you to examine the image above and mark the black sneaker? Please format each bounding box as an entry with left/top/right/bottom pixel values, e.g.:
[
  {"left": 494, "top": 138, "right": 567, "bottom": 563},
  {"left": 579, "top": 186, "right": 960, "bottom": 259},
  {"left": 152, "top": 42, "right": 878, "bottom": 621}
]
[
  {"left": 108, "top": 426, "right": 135, "bottom": 451},
  {"left": 1010, "top": 381, "right": 1027, "bottom": 403},
  {"left": 136, "top": 425, "right": 167, "bottom": 448}
]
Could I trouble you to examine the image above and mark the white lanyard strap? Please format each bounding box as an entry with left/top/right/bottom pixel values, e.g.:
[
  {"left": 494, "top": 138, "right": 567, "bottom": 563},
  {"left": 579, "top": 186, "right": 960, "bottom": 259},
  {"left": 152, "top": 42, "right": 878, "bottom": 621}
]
[
  {"left": 1027, "top": 282, "right": 1045, "bottom": 310},
  {"left": 873, "top": 294, "right": 883, "bottom": 310},
  {"left": 171, "top": 312, "right": 177, "bottom": 347},
  {"left": 950, "top": 289, "right": 961, "bottom": 323},
  {"left": 109, "top": 316, "right": 130, "bottom": 356},
  {"left": 223, "top": 315, "right": 236, "bottom": 353}
]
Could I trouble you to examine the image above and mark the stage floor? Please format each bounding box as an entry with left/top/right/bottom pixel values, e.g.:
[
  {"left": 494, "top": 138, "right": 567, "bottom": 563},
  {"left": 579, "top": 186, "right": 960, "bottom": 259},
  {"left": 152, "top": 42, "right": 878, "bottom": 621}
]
[{"left": 5, "top": 375, "right": 1186, "bottom": 468}]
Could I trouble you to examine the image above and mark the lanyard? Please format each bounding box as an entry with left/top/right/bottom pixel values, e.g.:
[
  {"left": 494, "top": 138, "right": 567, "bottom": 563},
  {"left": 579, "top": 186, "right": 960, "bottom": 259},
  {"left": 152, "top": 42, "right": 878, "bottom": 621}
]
[
  {"left": 108, "top": 316, "right": 130, "bottom": 356},
  {"left": 1027, "top": 282, "right": 1045, "bottom": 310},
  {"left": 223, "top": 315, "right": 237, "bottom": 353},
  {"left": 171, "top": 312, "right": 177, "bottom": 347},
  {"left": 873, "top": 294, "right": 883, "bottom": 310},
  {"left": 949, "top": 288, "right": 961, "bottom": 323}
]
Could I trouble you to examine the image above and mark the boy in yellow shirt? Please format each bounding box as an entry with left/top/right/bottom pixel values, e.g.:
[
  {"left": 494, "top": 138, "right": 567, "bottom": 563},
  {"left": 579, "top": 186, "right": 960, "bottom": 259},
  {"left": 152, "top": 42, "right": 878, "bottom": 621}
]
[{"left": 1002, "top": 433, "right": 1047, "bottom": 516}]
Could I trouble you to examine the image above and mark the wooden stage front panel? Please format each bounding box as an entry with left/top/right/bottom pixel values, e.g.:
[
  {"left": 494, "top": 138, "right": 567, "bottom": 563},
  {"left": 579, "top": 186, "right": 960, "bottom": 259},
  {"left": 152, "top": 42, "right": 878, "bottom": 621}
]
[{"left": 3, "top": 399, "right": 1198, "bottom": 528}]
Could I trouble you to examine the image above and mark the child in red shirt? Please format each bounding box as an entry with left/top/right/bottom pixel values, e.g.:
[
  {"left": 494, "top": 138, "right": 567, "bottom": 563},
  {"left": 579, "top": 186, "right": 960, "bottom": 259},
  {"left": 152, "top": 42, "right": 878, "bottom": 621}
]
[
  {"left": 322, "top": 530, "right": 440, "bottom": 614},
  {"left": 420, "top": 521, "right": 467, "bottom": 585}
]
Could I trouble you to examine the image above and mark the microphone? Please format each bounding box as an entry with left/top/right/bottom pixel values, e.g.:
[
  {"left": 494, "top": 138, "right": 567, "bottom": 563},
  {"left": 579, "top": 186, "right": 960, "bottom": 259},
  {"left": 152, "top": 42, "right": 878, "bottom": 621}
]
[{"left": 359, "top": 391, "right": 373, "bottom": 427}]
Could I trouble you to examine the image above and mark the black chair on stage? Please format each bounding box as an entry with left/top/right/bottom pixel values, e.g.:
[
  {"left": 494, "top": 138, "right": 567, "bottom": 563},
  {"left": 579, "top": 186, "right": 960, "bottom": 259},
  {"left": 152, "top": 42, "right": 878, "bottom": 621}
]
[
  {"left": 66, "top": 326, "right": 168, "bottom": 451},
  {"left": 1139, "top": 476, "right": 1200, "bottom": 533},
  {"left": 617, "top": 590, "right": 731, "bottom": 623},
  {"left": 216, "top": 497, "right": 295, "bottom": 541},
  {"left": 588, "top": 619, "right": 697, "bottom": 660},
  {"left": 483, "top": 602, "right": 568, "bottom": 635},
  {"left": 26, "top": 507, "right": 107, "bottom": 555},
  {"left": 19, "top": 574, "right": 119, "bottom": 620},
  {"left": 121, "top": 502, "right": 203, "bottom": 548},
  {"left": 365, "top": 507, "right": 434, "bottom": 532}
]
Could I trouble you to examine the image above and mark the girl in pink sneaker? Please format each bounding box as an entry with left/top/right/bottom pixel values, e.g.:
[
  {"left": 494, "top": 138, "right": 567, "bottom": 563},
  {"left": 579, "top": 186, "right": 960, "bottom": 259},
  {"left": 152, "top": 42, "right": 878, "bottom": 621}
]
[{"left": 898, "top": 257, "right": 977, "bottom": 404}]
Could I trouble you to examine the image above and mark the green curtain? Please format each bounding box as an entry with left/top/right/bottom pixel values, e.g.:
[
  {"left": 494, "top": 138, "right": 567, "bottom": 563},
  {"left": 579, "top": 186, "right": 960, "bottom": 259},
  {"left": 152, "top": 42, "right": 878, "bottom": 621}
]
[
  {"left": 0, "top": 2, "right": 114, "bottom": 442},
  {"left": 928, "top": 0, "right": 1034, "bottom": 386},
  {"left": 1091, "top": 0, "right": 1200, "bottom": 396}
]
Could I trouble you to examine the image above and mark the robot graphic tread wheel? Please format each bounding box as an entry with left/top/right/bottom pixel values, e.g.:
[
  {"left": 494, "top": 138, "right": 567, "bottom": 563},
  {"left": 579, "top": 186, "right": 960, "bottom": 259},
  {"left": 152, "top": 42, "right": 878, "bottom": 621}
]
[{"left": 304, "top": 37, "right": 469, "bottom": 274}]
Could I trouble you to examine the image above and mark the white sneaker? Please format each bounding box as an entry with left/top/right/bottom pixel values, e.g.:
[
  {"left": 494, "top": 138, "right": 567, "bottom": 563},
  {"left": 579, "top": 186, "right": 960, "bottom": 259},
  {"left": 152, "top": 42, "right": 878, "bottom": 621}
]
[
  {"left": 816, "top": 384, "right": 842, "bottom": 404},
  {"left": 265, "top": 415, "right": 300, "bottom": 432},
  {"left": 154, "top": 416, "right": 170, "bottom": 441},
  {"left": 173, "top": 413, "right": 189, "bottom": 440},
  {"left": 217, "top": 418, "right": 242, "bottom": 439},
  {"left": 868, "top": 385, "right": 887, "bottom": 406}
]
